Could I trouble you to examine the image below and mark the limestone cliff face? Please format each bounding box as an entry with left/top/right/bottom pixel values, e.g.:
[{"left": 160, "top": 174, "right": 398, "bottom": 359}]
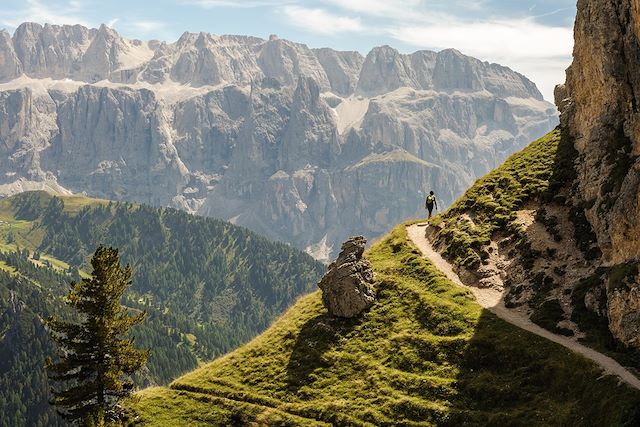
[
  {"left": 0, "top": 30, "right": 22, "bottom": 82},
  {"left": 0, "top": 22, "right": 557, "bottom": 261},
  {"left": 42, "top": 86, "right": 189, "bottom": 205},
  {"left": 558, "top": 0, "right": 640, "bottom": 347},
  {"left": 559, "top": 0, "right": 640, "bottom": 263}
]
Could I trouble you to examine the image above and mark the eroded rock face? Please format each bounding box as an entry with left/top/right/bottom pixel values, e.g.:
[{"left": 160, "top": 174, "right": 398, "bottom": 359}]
[
  {"left": 559, "top": 0, "right": 640, "bottom": 264},
  {"left": 0, "top": 30, "right": 22, "bottom": 82},
  {"left": 608, "top": 285, "right": 640, "bottom": 348},
  {"left": 318, "top": 236, "right": 375, "bottom": 318},
  {"left": 558, "top": 0, "right": 640, "bottom": 347}
]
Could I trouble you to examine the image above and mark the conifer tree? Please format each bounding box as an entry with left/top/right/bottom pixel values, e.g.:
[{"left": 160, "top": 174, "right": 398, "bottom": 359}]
[{"left": 46, "top": 245, "right": 149, "bottom": 425}]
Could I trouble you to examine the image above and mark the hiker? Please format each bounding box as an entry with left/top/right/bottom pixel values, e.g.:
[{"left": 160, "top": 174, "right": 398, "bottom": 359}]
[{"left": 425, "top": 191, "right": 438, "bottom": 219}]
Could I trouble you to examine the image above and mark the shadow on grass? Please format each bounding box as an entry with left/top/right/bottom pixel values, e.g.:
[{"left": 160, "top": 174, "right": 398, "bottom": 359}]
[
  {"left": 443, "top": 309, "right": 640, "bottom": 427},
  {"left": 285, "top": 313, "right": 361, "bottom": 392}
]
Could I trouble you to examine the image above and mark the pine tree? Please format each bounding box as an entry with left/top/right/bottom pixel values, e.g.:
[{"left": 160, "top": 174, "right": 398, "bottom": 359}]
[{"left": 46, "top": 245, "right": 149, "bottom": 425}]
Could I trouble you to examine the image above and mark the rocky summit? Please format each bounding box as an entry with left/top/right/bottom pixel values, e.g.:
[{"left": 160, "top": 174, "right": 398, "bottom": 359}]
[
  {"left": 0, "top": 22, "right": 558, "bottom": 260},
  {"left": 318, "top": 236, "right": 375, "bottom": 318}
]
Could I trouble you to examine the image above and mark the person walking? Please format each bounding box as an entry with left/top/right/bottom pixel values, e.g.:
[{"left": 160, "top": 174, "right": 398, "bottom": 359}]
[{"left": 425, "top": 191, "right": 438, "bottom": 219}]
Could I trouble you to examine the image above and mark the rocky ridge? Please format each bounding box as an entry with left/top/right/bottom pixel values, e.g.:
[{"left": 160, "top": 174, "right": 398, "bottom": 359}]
[
  {"left": 424, "top": 0, "right": 640, "bottom": 351},
  {"left": 0, "top": 22, "right": 558, "bottom": 260}
]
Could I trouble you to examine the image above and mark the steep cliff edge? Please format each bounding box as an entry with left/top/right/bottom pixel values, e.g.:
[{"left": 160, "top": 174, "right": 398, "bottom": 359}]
[
  {"left": 557, "top": 0, "right": 640, "bottom": 348},
  {"left": 558, "top": 0, "right": 640, "bottom": 264},
  {"left": 0, "top": 23, "right": 558, "bottom": 261}
]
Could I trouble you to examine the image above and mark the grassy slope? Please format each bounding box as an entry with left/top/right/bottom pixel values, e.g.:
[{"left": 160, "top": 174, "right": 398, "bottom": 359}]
[
  {"left": 426, "top": 128, "right": 640, "bottom": 373},
  {"left": 430, "top": 129, "right": 564, "bottom": 269},
  {"left": 0, "top": 191, "right": 325, "bottom": 425},
  {"left": 129, "top": 224, "right": 640, "bottom": 426}
]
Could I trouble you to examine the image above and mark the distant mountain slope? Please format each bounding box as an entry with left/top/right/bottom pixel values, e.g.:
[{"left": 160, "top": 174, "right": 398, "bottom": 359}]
[
  {"left": 0, "top": 191, "right": 323, "bottom": 426},
  {"left": 0, "top": 22, "right": 558, "bottom": 261},
  {"left": 128, "top": 225, "right": 640, "bottom": 426}
]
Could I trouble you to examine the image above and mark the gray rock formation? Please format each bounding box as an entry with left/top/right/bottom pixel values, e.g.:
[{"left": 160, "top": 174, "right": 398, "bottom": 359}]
[
  {"left": 0, "top": 30, "right": 22, "bottom": 82},
  {"left": 559, "top": 0, "right": 640, "bottom": 265},
  {"left": 0, "top": 22, "right": 558, "bottom": 261},
  {"left": 318, "top": 236, "right": 375, "bottom": 318},
  {"left": 608, "top": 284, "right": 640, "bottom": 349}
]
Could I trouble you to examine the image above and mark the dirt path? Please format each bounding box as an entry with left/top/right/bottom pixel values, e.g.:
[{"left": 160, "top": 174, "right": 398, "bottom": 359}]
[{"left": 407, "top": 223, "right": 640, "bottom": 391}]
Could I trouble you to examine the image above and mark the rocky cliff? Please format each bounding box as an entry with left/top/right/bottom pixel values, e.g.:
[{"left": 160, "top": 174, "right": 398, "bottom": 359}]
[
  {"left": 0, "top": 22, "right": 557, "bottom": 261},
  {"left": 556, "top": 0, "right": 640, "bottom": 348},
  {"left": 558, "top": 0, "right": 640, "bottom": 264}
]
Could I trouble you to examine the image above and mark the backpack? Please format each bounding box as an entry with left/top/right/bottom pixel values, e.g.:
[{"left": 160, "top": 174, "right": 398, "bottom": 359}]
[{"left": 426, "top": 195, "right": 435, "bottom": 205}]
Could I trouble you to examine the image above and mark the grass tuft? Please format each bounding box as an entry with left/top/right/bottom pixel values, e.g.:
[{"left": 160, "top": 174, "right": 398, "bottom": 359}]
[{"left": 431, "top": 129, "right": 562, "bottom": 269}]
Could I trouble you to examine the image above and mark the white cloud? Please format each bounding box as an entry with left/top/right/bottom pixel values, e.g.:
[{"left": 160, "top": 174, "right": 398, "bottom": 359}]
[
  {"left": 322, "top": 0, "right": 422, "bottom": 19},
  {"left": 389, "top": 17, "right": 573, "bottom": 100},
  {"left": 181, "top": 0, "right": 293, "bottom": 8},
  {"left": 533, "top": 7, "right": 573, "bottom": 19},
  {"left": 130, "top": 20, "right": 166, "bottom": 32},
  {"left": 283, "top": 6, "right": 365, "bottom": 35},
  {"left": 0, "top": 0, "right": 90, "bottom": 29},
  {"left": 390, "top": 18, "right": 572, "bottom": 60},
  {"left": 322, "top": 0, "right": 483, "bottom": 22}
]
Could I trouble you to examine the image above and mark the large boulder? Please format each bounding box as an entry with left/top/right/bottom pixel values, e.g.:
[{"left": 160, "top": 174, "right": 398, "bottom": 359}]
[{"left": 318, "top": 236, "right": 375, "bottom": 318}]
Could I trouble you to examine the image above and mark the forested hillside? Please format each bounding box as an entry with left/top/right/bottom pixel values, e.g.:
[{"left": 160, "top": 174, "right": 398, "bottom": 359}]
[{"left": 0, "top": 191, "right": 324, "bottom": 426}]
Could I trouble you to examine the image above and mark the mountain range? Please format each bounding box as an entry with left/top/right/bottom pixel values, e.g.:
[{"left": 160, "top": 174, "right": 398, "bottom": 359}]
[
  {"left": 0, "top": 22, "right": 558, "bottom": 260},
  {"left": 4, "top": 0, "right": 640, "bottom": 425}
]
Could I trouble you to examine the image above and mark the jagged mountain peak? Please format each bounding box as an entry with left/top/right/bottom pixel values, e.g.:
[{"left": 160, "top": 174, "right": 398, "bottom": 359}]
[
  {"left": 2, "top": 21, "right": 544, "bottom": 101},
  {"left": 0, "top": 20, "right": 557, "bottom": 261}
]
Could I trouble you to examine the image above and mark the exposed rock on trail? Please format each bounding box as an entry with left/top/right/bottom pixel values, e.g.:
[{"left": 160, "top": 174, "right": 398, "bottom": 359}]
[
  {"left": 407, "top": 223, "right": 640, "bottom": 391},
  {"left": 318, "top": 236, "right": 375, "bottom": 318}
]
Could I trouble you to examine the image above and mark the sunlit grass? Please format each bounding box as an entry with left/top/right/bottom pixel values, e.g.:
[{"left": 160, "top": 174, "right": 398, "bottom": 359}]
[
  {"left": 430, "top": 129, "right": 562, "bottom": 269},
  {"left": 129, "top": 224, "right": 640, "bottom": 426}
]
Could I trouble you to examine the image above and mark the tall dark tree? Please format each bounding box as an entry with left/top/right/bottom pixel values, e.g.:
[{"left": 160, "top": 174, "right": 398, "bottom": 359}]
[{"left": 46, "top": 245, "right": 149, "bottom": 425}]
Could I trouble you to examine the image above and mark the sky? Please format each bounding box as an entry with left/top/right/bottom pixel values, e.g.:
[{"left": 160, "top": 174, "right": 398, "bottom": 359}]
[{"left": 0, "top": 0, "right": 577, "bottom": 101}]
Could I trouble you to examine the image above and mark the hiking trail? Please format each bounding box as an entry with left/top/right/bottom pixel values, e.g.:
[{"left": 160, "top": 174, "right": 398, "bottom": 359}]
[{"left": 406, "top": 223, "right": 640, "bottom": 391}]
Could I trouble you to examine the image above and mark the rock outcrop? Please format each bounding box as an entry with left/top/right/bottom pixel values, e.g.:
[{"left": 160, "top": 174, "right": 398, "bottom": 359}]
[
  {"left": 0, "top": 30, "right": 22, "bottom": 82},
  {"left": 557, "top": 0, "right": 640, "bottom": 348},
  {"left": 0, "top": 22, "right": 558, "bottom": 261},
  {"left": 559, "top": 0, "right": 640, "bottom": 264},
  {"left": 608, "top": 285, "right": 640, "bottom": 349},
  {"left": 318, "top": 236, "right": 375, "bottom": 318}
]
